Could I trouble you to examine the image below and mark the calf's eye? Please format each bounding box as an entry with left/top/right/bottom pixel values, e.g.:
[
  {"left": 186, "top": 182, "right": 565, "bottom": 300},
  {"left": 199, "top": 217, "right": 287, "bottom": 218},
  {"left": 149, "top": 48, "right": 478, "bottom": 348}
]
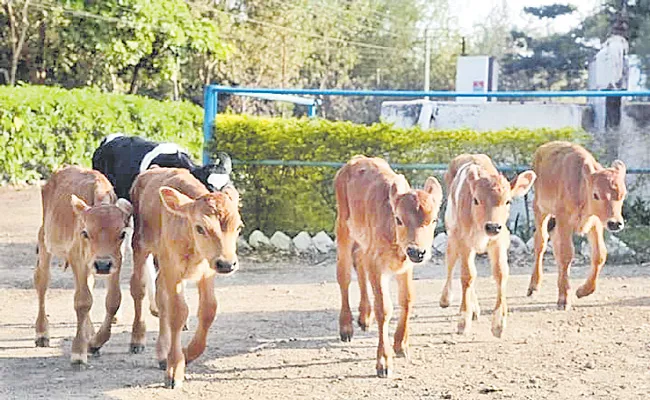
[
  {"left": 81, "top": 230, "right": 89, "bottom": 239},
  {"left": 196, "top": 225, "right": 206, "bottom": 235},
  {"left": 593, "top": 193, "right": 600, "bottom": 200},
  {"left": 395, "top": 217, "right": 403, "bottom": 226},
  {"left": 506, "top": 200, "right": 511, "bottom": 206},
  {"left": 473, "top": 198, "right": 479, "bottom": 206},
  {"left": 120, "top": 231, "right": 127, "bottom": 240}
]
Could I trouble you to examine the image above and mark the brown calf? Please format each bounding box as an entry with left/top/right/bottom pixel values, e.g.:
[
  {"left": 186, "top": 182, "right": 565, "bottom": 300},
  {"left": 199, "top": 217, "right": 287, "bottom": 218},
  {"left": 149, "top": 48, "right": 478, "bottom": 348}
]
[
  {"left": 34, "top": 166, "right": 132, "bottom": 368},
  {"left": 334, "top": 156, "right": 443, "bottom": 377},
  {"left": 440, "top": 154, "right": 535, "bottom": 337},
  {"left": 129, "top": 167, "right": 242, "bottom": 389},
  {"left": 527, "top": 141, "right": 627, "bottom": 309}
]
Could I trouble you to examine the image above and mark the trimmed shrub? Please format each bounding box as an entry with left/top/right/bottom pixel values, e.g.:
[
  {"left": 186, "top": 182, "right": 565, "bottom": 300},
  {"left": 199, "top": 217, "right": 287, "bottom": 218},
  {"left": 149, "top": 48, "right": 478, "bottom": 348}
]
[
  {"left": 209, "top": 114, "right": 588, "bottom": 235},
  {"left": 0, "top": 85, "right": 203, "bottom": 183}
]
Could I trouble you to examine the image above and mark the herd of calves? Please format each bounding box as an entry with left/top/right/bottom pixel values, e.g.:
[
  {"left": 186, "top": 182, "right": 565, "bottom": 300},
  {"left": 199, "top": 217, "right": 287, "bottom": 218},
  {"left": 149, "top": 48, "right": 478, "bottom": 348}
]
[{"left": 32, "top": 134, "right": 627, "bottom": 387}]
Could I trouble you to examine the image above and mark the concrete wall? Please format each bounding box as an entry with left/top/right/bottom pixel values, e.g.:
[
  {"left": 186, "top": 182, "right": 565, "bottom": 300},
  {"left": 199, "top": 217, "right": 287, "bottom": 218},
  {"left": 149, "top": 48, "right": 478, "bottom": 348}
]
[
  {"left": 618, "top": 102, "right": 650, "bottom": 197},
  {"left": 381, "top": 99, "right": 593, "bottom": 131}
]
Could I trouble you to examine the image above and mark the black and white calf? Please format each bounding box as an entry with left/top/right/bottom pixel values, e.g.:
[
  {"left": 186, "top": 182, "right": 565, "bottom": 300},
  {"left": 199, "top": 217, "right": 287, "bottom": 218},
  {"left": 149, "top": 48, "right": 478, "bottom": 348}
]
[
  {"left": 92, "top": 133, "right": 232, "bottom": 200},
  {"left": 92, "top": 133, "right": 233, "bottom": 323}
]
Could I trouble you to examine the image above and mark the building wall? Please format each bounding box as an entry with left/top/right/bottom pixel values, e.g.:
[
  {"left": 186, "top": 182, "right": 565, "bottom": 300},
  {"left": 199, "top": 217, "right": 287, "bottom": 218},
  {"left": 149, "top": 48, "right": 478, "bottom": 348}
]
[{"left": 381, "top": 100, "right": 593, "bottom": 131}]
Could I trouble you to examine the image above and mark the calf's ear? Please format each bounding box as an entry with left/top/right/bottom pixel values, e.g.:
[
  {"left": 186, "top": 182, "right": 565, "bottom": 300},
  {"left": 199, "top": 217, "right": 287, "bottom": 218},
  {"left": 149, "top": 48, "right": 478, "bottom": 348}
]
[
  {"left": 611, "top": 160, "right": 626, "bottom": 176},
  {"left": 424, "top": 176, "right": 443, "bottom": 205},
  {"left": 510, "top": 170, "right": 536, "bottom": 198},
  {"left": 389, "top": 174, "right": 409, "bottom": 210},
  {"left": 222, "top": 185, "right": 240, "bottom": 204},
  {"left": 71, "top": 195, "right": 90, "bottom": 216},
  {"left": 159, "top": 186, "right": 193, "bottom": 216},
  {"left": 115, "top": 198, "right": 133, "bottom": 218}
]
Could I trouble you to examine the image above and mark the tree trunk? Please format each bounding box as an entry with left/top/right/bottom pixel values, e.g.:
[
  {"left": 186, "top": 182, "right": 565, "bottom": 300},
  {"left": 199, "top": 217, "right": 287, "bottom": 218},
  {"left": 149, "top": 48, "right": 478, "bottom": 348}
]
[
  {"left": 4, "top": 0, "right": 32, "bottom": 86},
  {"left": 35, "top": 17, "right": 45, "bottom": 83},
  {"left": 129, "top": 62, "right": 142, "bottom": 94}
]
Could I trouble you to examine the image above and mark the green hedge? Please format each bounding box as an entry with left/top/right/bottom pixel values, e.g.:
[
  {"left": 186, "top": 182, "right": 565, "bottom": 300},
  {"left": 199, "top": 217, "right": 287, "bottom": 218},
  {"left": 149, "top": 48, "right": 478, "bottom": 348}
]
[
  {"left": 210, "top": 115, "right": 588, "bottom": 235},
  {"left": 0, "top": 85, "right": 204, "bottom": 183}
]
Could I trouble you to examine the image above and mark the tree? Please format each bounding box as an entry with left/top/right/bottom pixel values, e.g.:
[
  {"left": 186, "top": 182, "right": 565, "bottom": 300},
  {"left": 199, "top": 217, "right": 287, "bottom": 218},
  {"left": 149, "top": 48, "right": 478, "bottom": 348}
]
[
  {"left": 1, "top": 0, "right": 42, "bottom": 85},
  {"left": 499, "top": 4, "right": 595, "bottom": 90}
]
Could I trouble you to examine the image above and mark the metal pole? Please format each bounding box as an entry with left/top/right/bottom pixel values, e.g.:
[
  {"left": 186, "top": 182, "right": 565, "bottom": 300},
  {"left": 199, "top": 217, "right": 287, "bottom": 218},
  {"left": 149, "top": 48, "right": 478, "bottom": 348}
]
[
  {"left": 424, "top": 27, "right": 431, "bottom": 100},
  {"left": 202, "top": 87, "right": 218, "bottom": 165}
]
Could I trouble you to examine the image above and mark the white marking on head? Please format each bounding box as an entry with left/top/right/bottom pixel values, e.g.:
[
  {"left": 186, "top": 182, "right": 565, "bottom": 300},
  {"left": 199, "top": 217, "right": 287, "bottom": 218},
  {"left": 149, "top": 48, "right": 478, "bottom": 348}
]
[
  {"left": 139, "top": 143, "right": 181, "bottom": 173},
  {"left": 454, "top": 163, "right": 472, "bottom": 205},
  {"left": 103, "top": 133, "right": 124, "bottom": 145},
  {"left": 207, "top": 173, "right": 230, "bottom": 190},
  {"left": 444, "top": 194, "right": 455, "bottom": 228},
  {"left": 445, "top": 163, "right": 472, "bottom": 229}
]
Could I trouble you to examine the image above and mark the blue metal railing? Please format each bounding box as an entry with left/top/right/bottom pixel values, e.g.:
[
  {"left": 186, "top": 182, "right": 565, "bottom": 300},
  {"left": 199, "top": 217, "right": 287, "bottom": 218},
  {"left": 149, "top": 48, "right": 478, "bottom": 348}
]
[
  {"left": 230, "top": 159, "right": 650, "bottom": 175},
  {"left": 203, "top": 85, "right": 650, "bottom": 165}
]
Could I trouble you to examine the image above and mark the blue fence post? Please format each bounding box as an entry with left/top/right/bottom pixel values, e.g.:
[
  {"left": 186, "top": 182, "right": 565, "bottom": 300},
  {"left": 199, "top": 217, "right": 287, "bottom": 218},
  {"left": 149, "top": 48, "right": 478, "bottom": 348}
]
[
  {"left": 202, "top": 86, "right": 218, "bottom": 165},
  {"left": 307, "top": 104, "right": 316, "bottom": 118}
]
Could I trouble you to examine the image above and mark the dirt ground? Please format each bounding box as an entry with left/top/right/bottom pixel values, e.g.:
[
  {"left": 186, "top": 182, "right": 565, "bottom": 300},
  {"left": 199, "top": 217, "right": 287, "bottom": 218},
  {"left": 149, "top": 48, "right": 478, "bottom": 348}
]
[{"left": 0, "top": 185, "right": 649, "bottom": 400}]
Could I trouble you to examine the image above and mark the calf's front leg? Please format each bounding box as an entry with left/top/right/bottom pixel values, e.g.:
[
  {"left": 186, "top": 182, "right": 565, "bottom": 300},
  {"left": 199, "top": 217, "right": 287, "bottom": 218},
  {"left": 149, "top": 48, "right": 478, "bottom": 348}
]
[
  {"left": 393, "top": 267, "right": 413, "bottom": 358},
  {"left": 488, "top": 237, "right": 509, "bottom": 338},
  {"left": 71, "top": 269, "right": 94, "bottom": 369},
  {"left": 457, "top": 246, "right": 478, "bottom": 335},
  {"left": 550, "top": 219, "right": 574, "bottom": 310},
  {"left": 184, "top": 274, "right": 218, "bottom": 363},
  {"left": 440, "top": 243, "right": 458, "bottom": 308},
  {"left": 576, "top": 222, "right": 606, "bottom": 299},
  {"left": 164, "top": 278, "right": 189, "bottom": 389},
  {"left": 89, "top": 268, "right": 122, "bottom": 355},
  {"left": 369, "top": 269, "right": 393, "bottom": 378}
]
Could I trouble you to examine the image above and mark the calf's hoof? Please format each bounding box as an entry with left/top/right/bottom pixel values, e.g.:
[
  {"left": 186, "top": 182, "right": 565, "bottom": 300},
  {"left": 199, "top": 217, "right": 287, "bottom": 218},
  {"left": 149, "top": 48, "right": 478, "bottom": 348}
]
[
  {"left": 71, "top": 361, "right": 88, "bottom": 372},
  {"left": 556, "top": 299, "right": 571, "bottom": 311},
  {"left": 357, "top": 316, "right": 372, "bottom": 332},
  {"left": 89, "top": 346, "right": 101, "bottom": 357},
  {"left": 149, "top": 307, "right": 159, "bottom": 318},
  {"left": 394, "top": 346, "right": 409, "bottom": 359},
  {"left": 130, "top": 343, "right": 145, "bottom": 354},
  {"left": 70, "top": 353, "right": 88, "bottom": 371},
  {"left": 439, "top": 295, "right": 451, "bottom": 309},
  {"left": 165, "top": 377, "right": 183, "bottom": 389},
  {"left": 491, "top": 320, "right": 505, "bottom": 338},
  {"left": 158, "top": 359, "right": 167, "bottom": 370},
  {"left": 472, "top": 310, "right": 480, "bottom": 321},
  {"left": 182, "top": 323, "right": 189, "bottom": 332},
  {"left": 576, "top": 285, "right": 595, "bottom": 299},
  {"left": 376, "top": 368, "right": 392, "bottom": 378},
  {"left": 526, "top": 286, "right": 538, "bottom": 297},
  {"left": 457, "top": 313, "right": 472, "bottom": 335},
  {"left": 35, "top": 337, "right": 50, "bottom": 348},
  {"left": 339, "top": 325, "right": 353, "bottom": 342}
]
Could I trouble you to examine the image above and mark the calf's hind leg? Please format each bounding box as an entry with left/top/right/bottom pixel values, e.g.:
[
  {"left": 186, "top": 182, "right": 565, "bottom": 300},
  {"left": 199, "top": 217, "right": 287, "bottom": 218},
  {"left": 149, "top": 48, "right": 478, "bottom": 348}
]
[
  {"left": 355, "top": 249, "right": 374, "bottom": 331},
  {"left": 336, "top": 222, "right": 355, "bottom": 342},
  {"left": 34, "top": 226, "right": 52, "bottom": 347}
]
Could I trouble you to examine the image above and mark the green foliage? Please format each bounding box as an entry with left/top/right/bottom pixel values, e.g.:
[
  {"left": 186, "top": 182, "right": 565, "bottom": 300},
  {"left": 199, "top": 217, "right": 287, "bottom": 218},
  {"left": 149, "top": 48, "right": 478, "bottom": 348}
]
[
  {"left": 0, "top": 85, "right": 203, "bottom": 184},
  {"left": 523, "top": 4, "right": 577, "bottom": 19},
  {"left": 209, "top": 114, "right": 588, "bottom": 235},
  {"left": 500, "top": 3, "right": 595, "bottom": 91}
]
